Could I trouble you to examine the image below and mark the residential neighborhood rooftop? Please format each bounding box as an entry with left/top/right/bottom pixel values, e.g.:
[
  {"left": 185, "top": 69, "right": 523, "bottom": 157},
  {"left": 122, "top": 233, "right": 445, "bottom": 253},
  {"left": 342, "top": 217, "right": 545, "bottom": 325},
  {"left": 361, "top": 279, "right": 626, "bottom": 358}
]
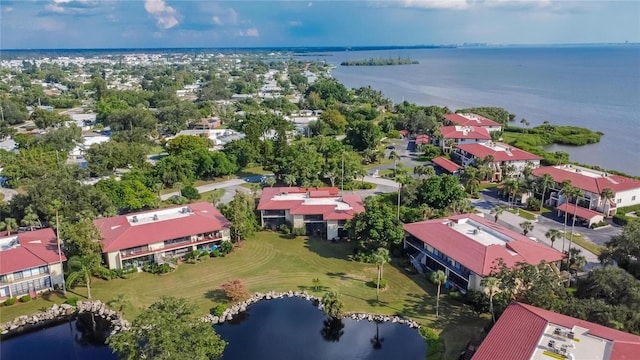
[
  {"left": 0, "top": 229, "right": 65, "bottom": 275},
  {"left": 444, "top": 113, "right": 501, "bottom": 127},
  {"left": 473, "top": 302, "right": 640, "bottom": 360},
  {"left": 404, "top": 214, "right": 564, "bottom": 276},
  {"left": 258, "top": 187, "right": 365, "bottom": 221},
  {"left": 532, "top": 165, "right": 640, "bottom": 194},
  {"left": 432, "top": 157, "right": 462, "bottom": 173},
  {"left": 456, "top": 142, "right": 542, "bottom": 162},
  {"left": 440, "top": 126, "right": 492, "bottom": 140}
]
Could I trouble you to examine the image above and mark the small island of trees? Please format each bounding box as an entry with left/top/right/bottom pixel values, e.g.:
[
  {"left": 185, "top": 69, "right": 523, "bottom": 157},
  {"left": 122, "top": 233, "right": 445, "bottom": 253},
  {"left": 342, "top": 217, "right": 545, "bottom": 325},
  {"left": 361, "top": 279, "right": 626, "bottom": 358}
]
[{"left": 340, "top": 57, "right": 419, "bottom": 66}]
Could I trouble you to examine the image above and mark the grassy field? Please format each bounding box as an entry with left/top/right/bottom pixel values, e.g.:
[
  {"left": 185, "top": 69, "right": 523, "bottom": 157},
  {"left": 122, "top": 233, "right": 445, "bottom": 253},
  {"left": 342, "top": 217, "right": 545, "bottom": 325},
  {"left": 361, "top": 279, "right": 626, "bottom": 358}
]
[
  {"left": 0, "top": 232, "right": 487, "bottom": 358},
  {"left": 507, "top": 208, "right": 537, "bottom": 221},
  {"left": 564, "top": 232, "right": 605, "bottom": 256}
]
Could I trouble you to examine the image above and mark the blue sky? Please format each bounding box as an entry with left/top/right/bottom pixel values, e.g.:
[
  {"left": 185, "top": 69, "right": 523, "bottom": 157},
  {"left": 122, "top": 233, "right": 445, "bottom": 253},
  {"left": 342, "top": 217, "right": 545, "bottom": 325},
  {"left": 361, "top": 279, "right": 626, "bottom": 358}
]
[{"left": 1, "top": 1, "right": 638, "bottom": 49}]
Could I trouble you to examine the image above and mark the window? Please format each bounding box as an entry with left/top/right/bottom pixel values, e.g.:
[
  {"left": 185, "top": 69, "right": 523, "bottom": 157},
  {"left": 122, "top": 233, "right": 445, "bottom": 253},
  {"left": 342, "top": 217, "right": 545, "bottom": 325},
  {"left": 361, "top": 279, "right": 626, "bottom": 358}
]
[
  {"left": 632, "top": 196, "right": 637, "bottom": 201},
  {"left": 617, "top": 199, "right": 622, "bottom": 204}
]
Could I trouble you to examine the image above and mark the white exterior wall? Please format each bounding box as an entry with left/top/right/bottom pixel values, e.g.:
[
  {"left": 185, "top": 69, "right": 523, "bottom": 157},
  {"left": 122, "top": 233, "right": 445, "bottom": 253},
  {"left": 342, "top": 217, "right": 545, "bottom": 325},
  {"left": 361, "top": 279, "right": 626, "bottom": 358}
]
[
  {"left": 292, "top": 215, "right": 304, "bottom": 228},
  {"left": 105, "top": 251, "right": 121, "bottom": 269},
  {"left": 148, "top": 241, "right": 164, "bottom": 251},
  {"left": 285, "top": 210, "right": 294, "bottom": 224},
  {"left": 49, "top": 263, "right": 64, "bottom": 287},
  {"left": 485, "top": 126, "right": 502, "bottom": 133},
  {"left": 326, "top": 220, "right": 339, "bottom": 240},
  {"left": 615, "top": 188, "right": 640, "bottom": 208}
]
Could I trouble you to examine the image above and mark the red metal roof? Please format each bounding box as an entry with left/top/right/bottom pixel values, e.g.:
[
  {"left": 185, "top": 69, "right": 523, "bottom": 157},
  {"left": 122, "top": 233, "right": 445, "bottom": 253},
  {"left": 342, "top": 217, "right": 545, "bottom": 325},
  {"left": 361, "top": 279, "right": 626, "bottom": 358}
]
[
  {"left": 533, "top": 166, "right": 640, "bottom": 194},
  {"left": 404, "top": 214, "right": 564, "bottom": 276},
  {"left": 432, "top": 157, "right": 461, "bottom": 173},
  {"left": 0, "top": 228, "right": 66, "bottom": 275},
  {"left": 94, "top": 202, "right": 231, "bottom": 253},
  {"left": 556, "top": 203, "right": 604, "bottom": 220},
  {"left": 456, "top": 142, "right": 542, "bottom": 162},
  {"left": 440, "top": 126, "right": 492, "bottom": 140},
  {"left": 258, "top": 187, "right": 364, "bottom": 221},
  {"left": 473, "top": 302, "right": 640, "bottom": 360},
  {"left": 444, "top": 113, "right": 502, "bottom": 128},
  {"left": 415, "top": 134, "right": 430, "bottom": 144}
]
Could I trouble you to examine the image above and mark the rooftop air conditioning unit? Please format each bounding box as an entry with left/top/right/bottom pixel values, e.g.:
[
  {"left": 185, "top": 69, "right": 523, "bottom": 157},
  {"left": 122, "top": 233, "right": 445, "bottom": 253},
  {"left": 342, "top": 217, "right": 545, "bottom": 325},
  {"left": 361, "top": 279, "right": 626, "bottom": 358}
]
[
  {"left": 473, "top": 229, "right": 479, "bottom": 235},
  {"left": 153, "top": 214, "right": 159, "bottom": 221},
  {"left": 131, "top": 216, "right": 138, "bottom": 223},
  {"left": 448, "top": 221, "right": 455, "bottom": 227}
]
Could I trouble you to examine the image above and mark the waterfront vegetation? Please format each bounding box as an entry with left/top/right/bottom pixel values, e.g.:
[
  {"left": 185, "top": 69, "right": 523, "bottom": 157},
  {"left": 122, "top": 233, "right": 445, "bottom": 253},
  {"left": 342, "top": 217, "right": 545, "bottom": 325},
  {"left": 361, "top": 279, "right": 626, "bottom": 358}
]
[
  {"left": 0, "top": 231, "right": 488, "bottom": 359},
  {"left": 340, "top": 57, "right": 419, "bottom": 66}
]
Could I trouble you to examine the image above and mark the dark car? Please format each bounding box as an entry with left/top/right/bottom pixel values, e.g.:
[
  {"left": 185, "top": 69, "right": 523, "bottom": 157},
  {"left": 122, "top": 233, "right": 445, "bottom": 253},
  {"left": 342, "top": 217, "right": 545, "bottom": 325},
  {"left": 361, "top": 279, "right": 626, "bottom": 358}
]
[{"left": 386, "top": 145, "right": 396, "bottom": 150}]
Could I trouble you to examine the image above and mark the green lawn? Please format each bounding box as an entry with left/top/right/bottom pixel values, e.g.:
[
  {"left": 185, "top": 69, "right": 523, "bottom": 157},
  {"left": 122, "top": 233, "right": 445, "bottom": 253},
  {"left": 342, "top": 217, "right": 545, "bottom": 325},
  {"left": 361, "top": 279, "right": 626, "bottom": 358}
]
[
  {"left": 564, "top": 232, "right": 605, "bottom": 256},
  {"left": 364, "top": 158, "right": 393, "bottom": 169},
  {"left": 507, "top": 208, "right": 537, "bottom": 221},
  {"left": 0, "top": 232, "right": 487, "bottom": 358}
]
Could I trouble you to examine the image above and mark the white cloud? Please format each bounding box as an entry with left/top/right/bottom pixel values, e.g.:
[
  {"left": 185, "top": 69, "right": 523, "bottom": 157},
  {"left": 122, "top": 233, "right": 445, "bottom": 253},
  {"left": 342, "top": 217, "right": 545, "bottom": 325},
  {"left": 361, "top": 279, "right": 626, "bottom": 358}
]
[
  {"left": 239, "top": 28, "right": 259, "bottom": 37},
  {"left": 211, "top": 7, "right": 238, "bottom": 26},
  {"left": 144, "top": 0, "right": 179, "bottom": 29},
  {"left": 289, "top": 20, "right": 303, "bottom": 27},
  {"left": 399, "top": 0, "right": 470, "bottom": 10},
  {"left": 3, "top": 6, "right": 14, "bottom": 13}
]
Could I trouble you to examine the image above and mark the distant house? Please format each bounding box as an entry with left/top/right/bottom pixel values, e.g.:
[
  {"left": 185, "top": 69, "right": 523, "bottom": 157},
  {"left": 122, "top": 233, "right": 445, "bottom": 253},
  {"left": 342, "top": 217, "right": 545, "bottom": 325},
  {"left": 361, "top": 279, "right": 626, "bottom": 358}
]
[
  {"left": 532, "top": 165, "right": 640, "bottom": 220},
  {"left": 443, "top": 113, "right": 503, "bottom": 132},
  {"left": 190, "top": 117, "right": 222, "bottom": 130},
  {"left": 455, "top": 142, "right": 542, "bottom": 181},
  {"left": 415, "top": 134, "right": 430, "bottom": 145},
  {"left": 404, "top": 214, "right": 564, "bottom": 292},
  {"left": 435, "top": 126, "right": 491, "bottom": 153},
  {"left": 94, "top": 203, "right": 231, "bottom": 270},
  {"left": 473, "top": 302, "right": 640, "bottom": 360},
  {"left": 431, "top": 157, "right": 461, "bottom": 176},
  {"left": 257, "top": 187, "right": 364, "bottom": 240},
  {"left": 0, "top": 229, "right": 66, "bottom": 299},
  {"left": 69, "top": 134, "right": 110, "bottom": 160}
]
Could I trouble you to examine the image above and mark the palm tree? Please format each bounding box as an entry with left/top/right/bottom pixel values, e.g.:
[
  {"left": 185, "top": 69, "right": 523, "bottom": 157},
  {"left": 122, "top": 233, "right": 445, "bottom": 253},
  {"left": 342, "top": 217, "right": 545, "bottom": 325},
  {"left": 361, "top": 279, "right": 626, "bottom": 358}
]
[
  {"left": 174, "top": 181, "right": 183, "bottom": 197},
  {"left": 502, "top": 178, "right": 518, "bottom": 207},
  {"left": 490, "top": 206, "right": 506, "bottom": 223},
  {"left": 599, "top": 188, "right": 615, "bottom": 216},
  {"left": 21, "top": 207, "right": 41, "bottom": 231},
  {"left": 107, "top": 293, "right": 130, "bottom": 318},
  {"left": 520, "top": 221, "right": 534, "bottom": 236},
  {"left": 3, "top": 218, "right": 18, "bottom": 235},
  {"left": 545, "top": 229, "right": 563, "bottom": 249},
  {"left": 263, "top": 176, "right": 276, "bottom": 187},
  {"left": 321, "top": 291, "right": 344, "bottom": 318},
  {"left": 388, "top": 150, "right": 400, "bottom": 168},
  {"left": 284, "top": 174, "right": 297, "bottom": 187},
  {"left": 152, "top": 183, "right": 164, "bottom": 198},
  {"left": 66, "top": 254, "right": 106, "bottom": 300},
  {"left": 430, "top": 270, "right": 447, "bottom": 318},
  {"left": 538, "top": 173, "right": 555, "bottom": 209},
  {"left": 372, "top": 248, "right": 391, "bottom": 300},
  {"left": 566, "top": 186, "right": 584, "bottom": 261},
  {"left": 414, "top": 165, "right": 435, "bottom": 178},
  {"left": 568, "top": 248, "right": 587, "bottom": 270},
  {"left": 481, "top": 277, "right": 500, "bottom": 323},
  {"left": 560, "top": 181, "right": 574, "bottom": 253},
  {"left": 208, "top": 191, "right": 223, "bottom": 207}
]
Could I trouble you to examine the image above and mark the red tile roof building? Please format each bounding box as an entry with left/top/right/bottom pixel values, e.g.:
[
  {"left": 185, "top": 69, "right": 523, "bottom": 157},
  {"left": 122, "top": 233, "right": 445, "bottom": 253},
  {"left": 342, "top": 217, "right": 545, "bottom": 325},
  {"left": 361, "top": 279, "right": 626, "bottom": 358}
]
[
  {"left": 415, "top": 134, "right": 430, "bottom": 145},
  {"left": 473, "top": 302, "right": 640, "bottom": 360},
  {"left": 443, "top": 113, "right": 503, "bottom": 132},
  {"left": 0, "top": 228, "right": 66, "bottom": 299},
  {"left": 455, "top": 142, "right": 542, "bottom": 181},
  {"left": 436, "top": 126, "right": 491, "bottom": 153},
  {"left": 432, "top": 157, "right": 461, "bottom": 174},
  {"left": 94, "top": 202, "right": 231, "bottom": 269},
  {"left": 404, "top": 214, "right": 564, "bottom": 292},
  {"left": 532, "top": 165, "right": 640, "bottom": 217},
  {"left": 257, "top": 187, "right": 364, "bottom": 240}
]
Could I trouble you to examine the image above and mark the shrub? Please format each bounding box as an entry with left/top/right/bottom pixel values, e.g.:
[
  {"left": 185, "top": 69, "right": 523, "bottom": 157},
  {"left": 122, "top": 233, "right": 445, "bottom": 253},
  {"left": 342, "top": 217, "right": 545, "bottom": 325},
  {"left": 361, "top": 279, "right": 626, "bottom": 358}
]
[
  {"left": 210, "top": 250, "right": 222, "bottom": 257},
  {"left": 525, "top": 197, "right": 541, "bottom": 211},
  {"left": 387, "top": 130, "right": 401, "bottom": 139},
  {"left": 292, "top": 227, "right": 306, "bottom": 236},
  {"left": 221, "top": 279, "right": 249, "bottom": 302},
  {"left": 377, "top": 278, "right": 388, "bottom": 289},
  {"left": 143, "top": 263, "right": 174, "bottom": 274},
  {"left": 181, "top": 185, "right": 201, "bottom": 200},
  {"left": 278, "top": 223, "right": 291, "bottom": 234},
  {"left": 590, "top": 221, "right": 609, "bottom": 229},
  {"left": 419, "top": 327, "right": 445, "bottom": 359},
  {"left": 210, "top": 304, "right": 227, "bottom": 317},
  {"left": 449, "top": 291, "right": 464, "bottom": 302},
  {"left": 20, "top": 295, "right": 31, "bottom": 303},
  {"left": 220, "top": 241, "right": 234, "bottom": 255},
  {"left": 4, "top": 298, "right": 17, "bottom": 306},
  {"left": 65, "top": 297, "right": 79, "bottom": 306}
]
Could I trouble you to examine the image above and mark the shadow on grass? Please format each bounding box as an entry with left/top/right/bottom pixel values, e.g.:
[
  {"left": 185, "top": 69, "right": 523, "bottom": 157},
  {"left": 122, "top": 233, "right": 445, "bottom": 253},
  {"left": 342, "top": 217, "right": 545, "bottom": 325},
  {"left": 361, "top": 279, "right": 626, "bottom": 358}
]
[
  {"left": 204, "top": 289, "right": 228, "bottom": 303},
  {"left": 40, "top": 290, "right": 69, "bottom": 303},
  {"left": 305, "top": 238, "right": 355, "bottom": 260},
  {"left": 326, "top": 272, "right": 365, "bottom": 283},
  {"left": 297, "top": 285, "right": 329, "bottom": 293}
]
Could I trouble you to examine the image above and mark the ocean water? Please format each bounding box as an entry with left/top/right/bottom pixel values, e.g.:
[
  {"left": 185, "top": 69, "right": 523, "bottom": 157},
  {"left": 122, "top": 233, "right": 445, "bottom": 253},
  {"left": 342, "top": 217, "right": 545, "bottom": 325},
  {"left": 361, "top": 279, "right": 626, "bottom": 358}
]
[{"left": 313, "top": 46, "right": 640, "bottom": 175}]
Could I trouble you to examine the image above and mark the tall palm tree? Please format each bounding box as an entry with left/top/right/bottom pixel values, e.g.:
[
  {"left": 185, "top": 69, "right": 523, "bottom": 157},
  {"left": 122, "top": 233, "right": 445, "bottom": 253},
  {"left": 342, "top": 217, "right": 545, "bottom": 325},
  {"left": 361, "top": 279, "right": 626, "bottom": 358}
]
[
  {"left": 107, "top": 293, "right": 130, "bottom": 318},
  {"left": 599, "top": 188, "right": 615, "bottom": 216},
  {"left": 283, "top": 174, "right": 297, "bottom": 187},
  {"left": 560, "top": 181, "right": 574, "bottom": 253},
  {"left": 3, "top": 218, "right": 18, "bottom": 235},
  {"left": 372, "top": 248, "right": 391, "bottom": 300},
  {"left": 21, "top": 207, "right": 41, "bottom": 231},
  {"left": 538, "top": 173, "right": 555, "bottom": 209},
  {"left": 430, "top": 270, "right": 447, "bottom": 318},
  {"left": 66, "top": 254, "right": 106, "bottom": 300},
  {"left": 321, "top": 291, "right": 344, "bottom": 318},
  {"left": 519, "top": 221, "right": 534, "bottom": 236},
  {"left": 490, "top": 206, "right": 506, "bottom": 223},
  {"left": 545, "top": 229, "right": 563, "bottom": 250},
  {"left": 481, "top": 277, "right": 500, "bottom": 323},
  {"left": 566, "top": 186, "right": 584, "bottom": 261}
]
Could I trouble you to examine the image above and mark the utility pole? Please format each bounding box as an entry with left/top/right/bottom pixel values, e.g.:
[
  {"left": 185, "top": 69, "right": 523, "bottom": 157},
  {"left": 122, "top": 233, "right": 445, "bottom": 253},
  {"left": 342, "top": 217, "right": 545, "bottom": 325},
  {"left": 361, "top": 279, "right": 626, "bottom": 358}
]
[{"left": 55, "top": 207, "right": 66, "bottom": 295}]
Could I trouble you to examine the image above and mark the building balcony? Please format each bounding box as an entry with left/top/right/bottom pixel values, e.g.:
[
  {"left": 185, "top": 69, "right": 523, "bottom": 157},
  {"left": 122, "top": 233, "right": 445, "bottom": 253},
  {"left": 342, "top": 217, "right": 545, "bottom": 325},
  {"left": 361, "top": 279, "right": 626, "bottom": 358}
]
[
  {"left": 119, "top": 236, "right": 224, "bottom": 260},
  {"left": 405, "top": 238, "right": 471, "bottom": 279}
]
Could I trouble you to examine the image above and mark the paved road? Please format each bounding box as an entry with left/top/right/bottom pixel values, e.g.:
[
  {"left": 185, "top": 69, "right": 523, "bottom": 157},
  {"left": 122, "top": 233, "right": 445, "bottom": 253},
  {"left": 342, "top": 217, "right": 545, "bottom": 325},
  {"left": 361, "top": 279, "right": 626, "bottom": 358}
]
[{"left": 160, "top": 178, "right": 248, "bottom": 201}]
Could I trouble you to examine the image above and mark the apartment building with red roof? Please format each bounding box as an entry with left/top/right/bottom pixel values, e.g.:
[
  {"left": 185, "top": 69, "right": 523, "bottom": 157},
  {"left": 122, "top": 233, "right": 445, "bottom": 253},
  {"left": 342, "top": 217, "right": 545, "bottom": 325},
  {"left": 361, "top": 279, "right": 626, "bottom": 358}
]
[
  {"left": 404, "top": 214, "right": 564, "bottom": 292},
  {"left": 435, "top": 126, "right": 491, "bottom": 153},
  {"left": 455, "top": 141, "right": 542, "bottom": 181},
  {"left": 532, "top": 165, "right": 640, "bottom": 219},
  {"left": 0, "top": 228, "right": 66, "bottom": 299},
  {"left": 473, "top": 302, "right": 640, "bottom": 360},
  {"left": 94, "top": 202, "right": 231, "bottom": 269},
  {"left": 257, "top": 187, "right": 364, "bottom": 240},
  {"left": 443, "top": 113, "right": 503, "bottom": 133}
]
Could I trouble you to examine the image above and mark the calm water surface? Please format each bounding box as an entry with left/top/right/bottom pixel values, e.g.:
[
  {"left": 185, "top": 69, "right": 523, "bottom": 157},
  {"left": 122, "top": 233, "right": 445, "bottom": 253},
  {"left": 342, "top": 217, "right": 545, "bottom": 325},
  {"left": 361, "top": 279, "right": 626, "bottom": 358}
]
[
  {"left": 1, "top": 298, "right": 426, "bottom": 359},
  {"left": 310, "top": 46, "right": 640, "bottom": 175}
]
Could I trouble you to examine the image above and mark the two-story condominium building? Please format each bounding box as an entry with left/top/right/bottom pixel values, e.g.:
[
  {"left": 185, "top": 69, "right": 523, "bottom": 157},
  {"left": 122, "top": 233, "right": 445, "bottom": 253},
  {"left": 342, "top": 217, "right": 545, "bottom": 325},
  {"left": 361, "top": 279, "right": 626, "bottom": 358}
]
[
  {"left": 257, "top": 187, "right": 364, "bottom": 240},
  {"left": 435, "top": 126, "right": 491, "bottom": 153},
  {"left": 0, "top": 229, "right": 66, "bottom": 299},
  {"left": 94, "top": 202, "right": 231, "bottom": 270},
  {"left": 443, "top": 113, "right": 503, "bottom": 132},
  {"left": 404, "top": 214, "right": 564, "bottom": 292},
  {"left": 473, "top": 302, "right": 640, "bottom": 360},
  {"left": 532, "top": 165, "right": 640, "bottom": 219},
  {"left": 455, "top": 142, "right": 542, "bottom": 181}
]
